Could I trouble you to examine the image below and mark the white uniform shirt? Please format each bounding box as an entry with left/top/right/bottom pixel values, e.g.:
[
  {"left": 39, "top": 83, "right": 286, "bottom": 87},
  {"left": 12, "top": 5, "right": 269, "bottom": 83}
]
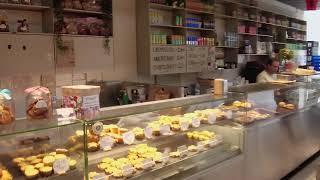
[{"left": 256, "top": 70, "right": 275, "bottom": 83}]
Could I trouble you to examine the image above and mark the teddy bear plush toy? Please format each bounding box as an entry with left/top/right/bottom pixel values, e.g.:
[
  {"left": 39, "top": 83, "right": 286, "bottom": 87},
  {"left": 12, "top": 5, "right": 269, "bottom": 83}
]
[{"left": 0, "top": 13, "right": 9, "bottom": 32}]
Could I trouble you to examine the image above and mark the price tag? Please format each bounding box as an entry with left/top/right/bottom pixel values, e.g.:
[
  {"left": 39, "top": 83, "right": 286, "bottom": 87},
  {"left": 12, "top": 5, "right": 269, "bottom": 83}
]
[
  {"left": 197, "top": 141, "right": 206, "bottom": 152},
  {"left": 208, "top": 113, "right": 216, "bottom": 124},
  {"left": 99, "top": 136, "right": 114, "bottom": 150},
  {"left": 192, "top": 118, "right": 201, "bottom": 128},
  {"left": 93, "top": 173, "right": 108, "bottom": 180},
  {"left": 144, "top": 126, "right": 153, "bottom": 139},
  {"left": 142, "top": 158, "right": 155, "bottom": 170},
  {"left": 123, "top": 131, "right": 135, "bottom": 145},
  {"left": 92, "top": 122, "right": 104, "bottom": 135},
  {"left": 160, "top": 124, "right": 171, "bottom": 135},
  {"left": 122, "top": 164, "right": 134, "bottom": 177},
  {"left": 226, "top": 110, "right": 233, "bottom": 119},
  {"left": 53, "top": 158, "right": 70, "bottom": 175},
  {"left": 180, "top": 121, "right": 189, "bottom": 131},
  {"left": 56, "top": 108, "right": 76, "bottom": 122},
  {"left": 35, "top": 100, "right": 48, "bottom": 108},
  {"left": 177, "top": 145, "right": 188, "bottom": 158}
]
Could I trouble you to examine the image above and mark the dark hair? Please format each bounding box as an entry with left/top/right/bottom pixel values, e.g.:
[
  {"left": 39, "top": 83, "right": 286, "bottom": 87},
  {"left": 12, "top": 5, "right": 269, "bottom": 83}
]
[{"left": 267, "top": 58, "right": 279, "bottom": 66}]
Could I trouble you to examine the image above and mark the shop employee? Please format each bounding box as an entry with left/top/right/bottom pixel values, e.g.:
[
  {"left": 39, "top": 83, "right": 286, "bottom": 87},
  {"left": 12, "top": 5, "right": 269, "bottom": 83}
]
[{"left": 256, "top": 59, "right": 280, "bottom": 83}]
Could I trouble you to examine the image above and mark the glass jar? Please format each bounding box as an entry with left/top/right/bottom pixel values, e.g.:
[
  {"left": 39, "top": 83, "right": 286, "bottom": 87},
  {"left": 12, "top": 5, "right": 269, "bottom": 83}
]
[
  {"left": 25, "top": 86, "right": 52, "bottom": 120},
  {"left": 0, "top": 89, "right": 15, "bottom": 125}
]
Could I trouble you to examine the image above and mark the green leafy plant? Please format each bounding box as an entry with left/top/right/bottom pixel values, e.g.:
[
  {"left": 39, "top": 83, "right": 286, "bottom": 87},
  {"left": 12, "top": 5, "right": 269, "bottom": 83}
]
[{"left": 53, "top": 0, "right": 68, "bottom": 51}]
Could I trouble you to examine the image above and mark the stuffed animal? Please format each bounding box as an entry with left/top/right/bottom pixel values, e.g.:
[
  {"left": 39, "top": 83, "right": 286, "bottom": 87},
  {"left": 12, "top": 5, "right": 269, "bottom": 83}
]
[
  {"left": 0, "top": 21, "right": 9, "bottom": 32},
  {"left": 17, "top": 19, "right": 29, "bottom": 33}
]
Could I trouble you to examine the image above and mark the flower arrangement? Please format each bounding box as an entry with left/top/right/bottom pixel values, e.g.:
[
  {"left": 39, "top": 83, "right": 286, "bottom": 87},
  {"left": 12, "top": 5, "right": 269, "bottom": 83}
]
[
  {"left": 279, "top": 48, "right": 296, "bottom": 72},
  {"left": 279, "top": 48, "right": 294, "bottom": 61}
]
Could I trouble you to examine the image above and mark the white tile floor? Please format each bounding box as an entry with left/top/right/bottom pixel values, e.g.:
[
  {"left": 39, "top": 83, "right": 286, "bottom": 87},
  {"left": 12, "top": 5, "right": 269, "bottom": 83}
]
[{"left": 291, "top": 157, "right": 320, "bottom": 180}]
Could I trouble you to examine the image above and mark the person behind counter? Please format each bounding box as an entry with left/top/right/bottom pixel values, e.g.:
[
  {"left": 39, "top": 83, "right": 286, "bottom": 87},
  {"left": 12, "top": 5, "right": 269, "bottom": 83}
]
[{"left": 256, "top": 59, "right": 280, "bottom": 83}]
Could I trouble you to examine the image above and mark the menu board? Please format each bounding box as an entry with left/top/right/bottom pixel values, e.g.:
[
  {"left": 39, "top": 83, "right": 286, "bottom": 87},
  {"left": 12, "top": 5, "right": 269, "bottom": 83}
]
[
  {"left": 186, "top": 46, "right": 209, "bottom": 72},
  {"left": 151, "top": 45, "right": 187, "bottom": 75}
]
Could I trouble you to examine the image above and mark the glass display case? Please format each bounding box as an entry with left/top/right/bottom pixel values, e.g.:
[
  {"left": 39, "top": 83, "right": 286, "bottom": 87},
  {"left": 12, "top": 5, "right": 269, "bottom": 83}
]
[
  {"left": 0, "top": 119, "right": 85, "bottom": 180},
  {"left": 82, "top": 93, "right": 247, "bottom": 180},
  {"left": 230, "top": 82, "right": 320, "bottom": 122}
]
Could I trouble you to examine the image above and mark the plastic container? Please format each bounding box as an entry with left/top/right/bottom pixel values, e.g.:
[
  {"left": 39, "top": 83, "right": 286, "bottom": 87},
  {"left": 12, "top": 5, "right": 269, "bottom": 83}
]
[
  {"left": 62, "top": 85, "right": 101, "bottom": 120},
  {"left": 0, "top": 89, "right": 15, "bottom": 125},
  {"left": 25, "top": 86, "right": 52, "bottom": 120}
]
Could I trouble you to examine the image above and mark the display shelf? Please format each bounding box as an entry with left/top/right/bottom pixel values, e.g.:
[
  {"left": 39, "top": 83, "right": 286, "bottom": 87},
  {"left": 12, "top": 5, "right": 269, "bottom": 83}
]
[
  {"left": 63, "top": 8, "right": 104, "bottom": 15},
  {"left": 257, "top": 34, "right": 273, "bottom": 38},
  {"left": 238, "top": 32, "right": 258, "bottom": 36},
  {"left": 218, "top": 0, "right": 258, "bottom": 10},
  {"left": 272, "top": 42, "right": 287, "bottom": 45},
  {"left": 287, "top": 26, "right": 307, "bottom": 32},
  {"left": 214, "top": 13, "right": 237, "bottom": 19},
  {"left": 150, "top": 24, "right": 185, "bottom": 29},
  {"left": 149, "top": 3, "right": 184, "bottom": 10},
  {"left": 0, "top": 32, "right": 53, "bottom": 36},
  {"left": 151, "top": 44, "right": 185, "bottom": 46},
  {"left": 185, "top": 27, "right": 215, "bottom": 31},
  {"left": 238, "top": 54, "right": 269, "bottom": 56},
  {"left": 185, "top": 8, "right": 215, "bottom": 15},
  {"left": 0, "top": 3, "right": 50, "bottom": 11},
  {"left": 215, "top": 46, "right": 239, "bottom": 48},
  {"left": 236, "top": 17, "right": 258, "bottom": 23},
  {"left": 59, "top": 34, "right": 107, "bottom": 38},
  {"left": 0, "top": 118, "right": 80, "bottom": 137}
]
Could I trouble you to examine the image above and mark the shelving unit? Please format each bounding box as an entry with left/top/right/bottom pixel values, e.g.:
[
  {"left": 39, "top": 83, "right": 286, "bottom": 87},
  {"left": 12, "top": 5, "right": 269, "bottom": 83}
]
[
  {"left": 137, "top": 0, "right": 307, "bottom": 75},
  {"left": 63, "top": 8, "right": 105, "bottom": 15},
  {"left": 0, "top": 2, "right": 50, "bottom": 11}
]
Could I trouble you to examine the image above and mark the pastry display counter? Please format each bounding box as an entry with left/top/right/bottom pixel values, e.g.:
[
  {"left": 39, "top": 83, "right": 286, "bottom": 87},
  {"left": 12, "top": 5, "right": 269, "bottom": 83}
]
[
  {"left": 0, "top": 119, "right": 85, "bottom": 180},
  {"left": 83, "top": 93, "right": 247, "bottom": 180},
  {"left": 230, "top": 82, "right": 320, "bottom": 180}
]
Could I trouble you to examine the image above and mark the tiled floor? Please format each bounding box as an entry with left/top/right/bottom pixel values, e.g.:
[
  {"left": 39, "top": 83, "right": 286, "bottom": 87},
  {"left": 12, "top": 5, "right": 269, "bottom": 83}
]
[{"left": 291, "top": 157, "right": 320, "bottom": 180}]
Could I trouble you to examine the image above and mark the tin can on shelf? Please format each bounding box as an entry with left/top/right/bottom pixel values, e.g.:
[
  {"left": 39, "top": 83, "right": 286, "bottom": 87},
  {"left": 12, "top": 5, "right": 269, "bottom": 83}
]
[
  {"left": 25, "top": 86, "right": 52, "bottom": 120},
  {"left": 0, "top": 89, "right": 15, "bottom": 125}
]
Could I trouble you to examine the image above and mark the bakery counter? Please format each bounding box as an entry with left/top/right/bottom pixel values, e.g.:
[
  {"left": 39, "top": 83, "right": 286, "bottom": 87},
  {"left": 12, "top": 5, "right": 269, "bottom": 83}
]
[
  {"left": 230, "top": 82, "right": 320, "bottom": 180},
  {"left": 83, "top": 93, "right": 246, "bottom": 180}
]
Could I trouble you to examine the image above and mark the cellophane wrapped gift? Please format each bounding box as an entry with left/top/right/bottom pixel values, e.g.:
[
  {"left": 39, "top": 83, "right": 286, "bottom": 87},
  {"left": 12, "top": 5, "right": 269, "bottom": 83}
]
[
  {"left": 62, "top": 85, "right": 100, "bottom": 120},
  {"left": 0, "top": 89, "right": 15, "bottom": 125},
  {"left": 25, "top": 86, "right": 52, "bottom": 120}
]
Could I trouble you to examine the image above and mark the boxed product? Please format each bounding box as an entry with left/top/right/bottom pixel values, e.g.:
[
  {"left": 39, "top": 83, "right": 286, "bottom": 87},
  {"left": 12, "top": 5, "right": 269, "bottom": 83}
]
[{"left": 62, "top": 85, "right": 101, "bottom": 120}]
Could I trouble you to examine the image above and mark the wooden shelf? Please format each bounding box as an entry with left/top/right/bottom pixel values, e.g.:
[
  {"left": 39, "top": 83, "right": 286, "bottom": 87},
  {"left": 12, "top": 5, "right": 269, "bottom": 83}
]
[
  {"left": 0, "top": 32, "right": 53, "bottom": 36},
  {"left": 238, "top": 32, "right": 258, "bottom": 36},
  {"left": 238, "top": 54, "right": 269, "bottom": 56},
  {"left": 215, "top": 46, "right": 239, "bottom": 48},
  {"left": 149, "top": 3, "right": 184, "bottom": 11},
  {"left": 150, "top": 24, "right": 185, "bottom": 29},
  {"left": 151, "top": 44, "right": 185, "bottom": 46},
  {"left": 185, "top": 27, "right": 215, "bottom": 31},
  {"left": 60, "top": 34, "right": 107, "bottom": 38},
  {"left": 214, "top": 13, "right": 237, "bottom": 19},
  {"left": 257, "top": 34, "right": 273, "bottom": 38},
  {"left": 236, "top": 17, "right": 258, "bottom": 22},
  {"left": 287, "top": 26, "right": 307, "bottom": 32},
  {"left": 185, "top": 8, "right": 215, "bottom": 15},
  {"left": 63, "top": 8, "right": 104, "bottom": 15},
  {"left": 272, "top": 42, "right": 287, "bottom": 45},
  {"left": 0, "top": 3, "right": 50, "bottom": 11}
]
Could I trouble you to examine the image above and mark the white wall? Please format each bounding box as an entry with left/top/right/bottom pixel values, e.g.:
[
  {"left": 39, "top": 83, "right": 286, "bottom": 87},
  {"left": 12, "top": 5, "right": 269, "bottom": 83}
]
[{"left": 305, "top": 10, "right": 320, "bottom": 46}]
